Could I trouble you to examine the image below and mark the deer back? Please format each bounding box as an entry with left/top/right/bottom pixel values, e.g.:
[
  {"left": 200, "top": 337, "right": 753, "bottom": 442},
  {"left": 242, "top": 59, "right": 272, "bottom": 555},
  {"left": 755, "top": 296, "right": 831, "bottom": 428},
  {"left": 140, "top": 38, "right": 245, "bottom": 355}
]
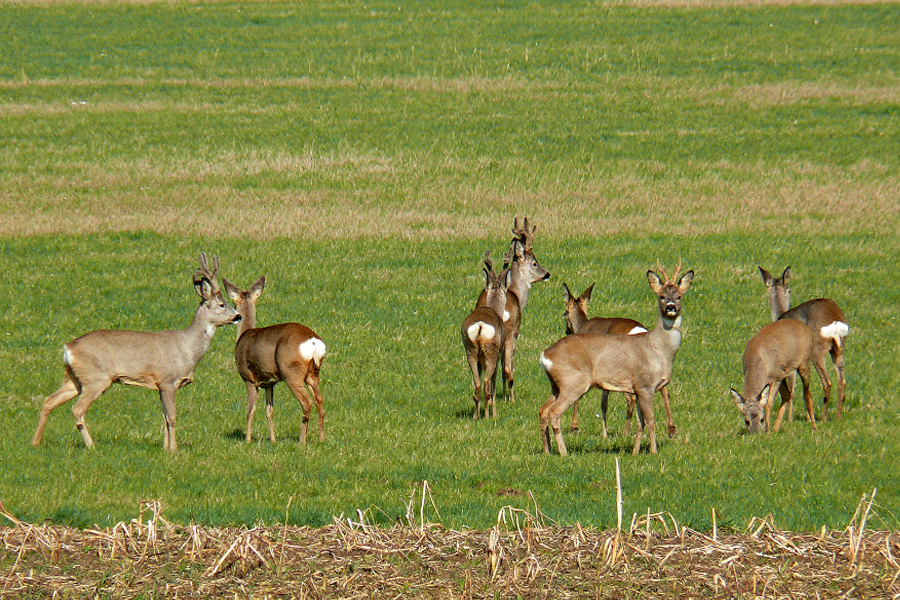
[{"left": 740, "top": 319, "right": 814, "bottom": 400}]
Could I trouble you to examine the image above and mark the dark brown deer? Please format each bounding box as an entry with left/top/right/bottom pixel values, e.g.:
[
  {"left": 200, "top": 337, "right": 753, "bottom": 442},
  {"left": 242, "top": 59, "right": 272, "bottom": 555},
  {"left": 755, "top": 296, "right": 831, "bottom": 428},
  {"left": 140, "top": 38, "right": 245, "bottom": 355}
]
[
  {"left": 562, "top": 283, "right": 676, "bottom": 439},
  {"left": 462, "top": 251, "right": 509, "bottom": 419},
  {"left": 730, "top": 319, "right": 816, "bottom": 433},
  {"left": 222, "top": 277, "right": 327, "bottom": 444},
  {"left": 539, "top": 262, "right": 693, "bottom": 456},
  {"left": 31, "top": 254, "right": 240, "bottom": 451},
  {"left": 759, "top": 267, "right": 849, "bottom": 420}
]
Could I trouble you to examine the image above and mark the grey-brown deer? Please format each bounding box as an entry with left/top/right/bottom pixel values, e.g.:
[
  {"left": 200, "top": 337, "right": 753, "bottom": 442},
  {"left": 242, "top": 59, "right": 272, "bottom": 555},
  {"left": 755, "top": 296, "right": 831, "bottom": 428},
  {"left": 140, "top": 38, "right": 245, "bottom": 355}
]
[
  {"left": 479, "top": 218, "right": 550, "bottom": 405},
  {"left": 539, "top": 262, "right": 693, "bottom": 456},
  {"left": 462, "top": 251, "right": 509, "bottom": 419},
  {"left": 31, "top": 254, "right": 240, "bottom": 452},
  {"left": 222, "top": 276, "right": 327, "bottom": 444},
  {"left": 758, "top": 267, "right": 849, "bottom": 420},
  {"left": 730, "top": 318, "right": 816, "bottom": 433},
  {"left": 562, "top": 283, "right": 676, "bottom": 440}
]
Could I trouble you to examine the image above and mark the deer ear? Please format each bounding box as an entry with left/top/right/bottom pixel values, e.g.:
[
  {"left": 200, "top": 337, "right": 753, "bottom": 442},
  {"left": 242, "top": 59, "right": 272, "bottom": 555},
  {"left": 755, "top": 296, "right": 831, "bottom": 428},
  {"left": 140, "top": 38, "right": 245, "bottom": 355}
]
[
  {"left": 677, "top": 270, "right": 694, "bottom": 293},
  {"left": 757, "top": 385, "right": 771, "bottom": 408},
  {"left": 563, "top": 283, "right": 573, "bottom": 302},
  {"left": 581, "top": 284, "right": 594, "bottom": 303},
  {"left": 759, "top": 266, "right": 773, "bottom": 286},
  {"left": 647, "top": 270, "right": 662, "bottom": 294},
  {"left": 781, "top": 267, "right": 791, "bottom": 283},
  {"left": 221, "top": 278, "right": 241, "bottom": 302},
  {"left": 730, "top": 388, "right": 745, "bottom": 411},
  {"left": 194, "top": 277, "right": 213, "bottom": 301},
  {"left": 250, "top": 276, "right": 266, "bottom": 301}
]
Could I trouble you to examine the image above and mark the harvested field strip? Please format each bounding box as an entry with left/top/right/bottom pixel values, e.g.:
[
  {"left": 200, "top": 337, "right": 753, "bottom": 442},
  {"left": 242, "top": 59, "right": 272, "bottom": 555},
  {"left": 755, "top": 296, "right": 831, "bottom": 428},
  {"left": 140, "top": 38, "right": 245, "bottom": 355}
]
[{"left": 2, "top": 499, "right": 899, "bottom": 598}]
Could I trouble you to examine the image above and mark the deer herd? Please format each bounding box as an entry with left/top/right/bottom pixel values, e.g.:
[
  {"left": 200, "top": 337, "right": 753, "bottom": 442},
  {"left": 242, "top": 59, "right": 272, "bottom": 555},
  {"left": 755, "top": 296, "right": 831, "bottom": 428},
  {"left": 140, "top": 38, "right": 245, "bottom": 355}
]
[{"left": 30, "top": 219, "right": 850, "bottom": 456}]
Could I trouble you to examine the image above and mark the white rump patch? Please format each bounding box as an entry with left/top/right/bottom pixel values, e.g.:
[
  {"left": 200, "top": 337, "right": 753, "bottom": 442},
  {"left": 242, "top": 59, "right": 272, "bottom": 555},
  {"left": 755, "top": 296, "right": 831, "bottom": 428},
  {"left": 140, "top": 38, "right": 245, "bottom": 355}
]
[
  {"left": 539, "top": 351, "right": 553, "bottom": 371},
  {"left": 299, "top": 338, "right": 327, "bottom": 365},
  {"left": 467, "top": 322, "right": 496, "bottom": 343},
  {"left": 503, "top": 311, "right": 511, "bottom": 322},
  {"left": 628, "top": 326, "right": 648, "bottom": 335},
  {"left": 63, "top": 345, "right": 73, "bottom": 366},
  {"left": 820, "top": 321, "right": 849, "bottom": 346}
]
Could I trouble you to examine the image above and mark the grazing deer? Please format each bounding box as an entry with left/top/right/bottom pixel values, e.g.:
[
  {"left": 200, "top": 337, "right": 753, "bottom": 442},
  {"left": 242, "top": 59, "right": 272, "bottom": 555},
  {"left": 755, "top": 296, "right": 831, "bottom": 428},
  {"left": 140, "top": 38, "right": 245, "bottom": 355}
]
[
  {"left": 222, "top": 277, "right": 327, "bottom": 444},
  {"left": 562, "top": 283, "right": 676, "bottom": 440},
  {"left": 539, "top": 262, "right": 693, "bottom": 456},
  {"left": 759, "top": 267, "right": 849, "bottom": 420},
  {"left": 31, "top": 254, "right": 240, "bottom": 452},
  {"left": 462, "top": 251, "right": 509, "bottom": 419},
  {"left": 730, "top": 319, "right": 816, "bottom": 433},
  {"left": 483, "top": 217, "right": 550, "bottom": 405}
]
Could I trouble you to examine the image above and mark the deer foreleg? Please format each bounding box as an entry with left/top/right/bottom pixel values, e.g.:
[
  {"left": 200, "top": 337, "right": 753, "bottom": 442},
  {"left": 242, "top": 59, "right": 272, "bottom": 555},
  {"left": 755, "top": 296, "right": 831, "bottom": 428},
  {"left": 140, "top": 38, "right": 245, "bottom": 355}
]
[
  {"left": 660, "top": 386, "right": 676, "bottom": 438},
  {"left": 245, "top": 382, "right": 260, "bottom": 442},
  {"left": 633, "top": 389, "right": 657, "bottom": 455},
  {"left": 600, "top": 390, "right": 610, "bottom": 439},
  {"left": 159, "top": 386, "right": 177, "bottom": 452},
  {"left": 799, "top": 367, "right": 817, "bottom": 431},
  {"left": 570, "top": 399, "right": 580, "bottom": 433},
  {"left": 265, "top": 386, "right": 276, "bottom": 443}
]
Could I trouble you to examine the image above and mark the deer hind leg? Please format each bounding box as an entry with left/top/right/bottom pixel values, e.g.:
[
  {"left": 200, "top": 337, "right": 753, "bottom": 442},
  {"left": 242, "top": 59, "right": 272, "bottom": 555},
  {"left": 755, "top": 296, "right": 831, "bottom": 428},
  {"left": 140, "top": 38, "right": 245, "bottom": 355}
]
[
  {"left": 69, "top": 377, "right": 113, "bottom": 449},
  {"left": 570, "top": 398, "right": 580, "bottom": 433},
  {"left": 784, "top": 371, "right": 796, "bottom": 422},
  {"left": 539, "top": 394, "right": 557, "bottom": 455},
  {"left": 284, "top": 369, "right": 315, "bottom": 444},
  {"left": 245, "top": 381, "right": 260, "bottom": 442},
  {"left": 467, "top": 353, "right": 483, "bottom": 420},
  {"left": 660, "top": 386, "right": 676, "bottom": 438},
  {"left": 831, "top": 341, "right": 846, "bottom": 419},
  {"left": 305, "top": 365, "right": 325, "bottom": 442},
  {"left": 547, "top": 387, "right": 588, "bottom": 457},
  {"left": 798, "top": 364, "right": 817, "bottom": 431},
  {"left": 264, "top": 386, "right": 276, "bottom": 443},
  {"left": 503, "top": 337, "right": 516, "bottom": 404},
  {"left": 32, "top": 371, "right": 82, "bottom": 447},
  {"left": 599, "top": 390, "right": 610, "bottom": 439},
  {"left": 812, "top": 341, "right": 833, "bottom": 421},
  {"left": 483, "top": 347, "right": 501, "bottom": 419}
]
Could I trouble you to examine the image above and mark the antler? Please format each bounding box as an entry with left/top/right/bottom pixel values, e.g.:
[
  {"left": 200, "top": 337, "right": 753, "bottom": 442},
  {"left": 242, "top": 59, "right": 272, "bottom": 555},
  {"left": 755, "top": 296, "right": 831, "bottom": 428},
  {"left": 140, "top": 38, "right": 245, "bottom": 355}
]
[
  {"left": 511, "top": 217, "right": 537, "bottom": 252},
  {"left": 656, "top": 259, "right": 682, "bottom": 284},
  {"left": 194, "top": 252, "right": 221, "bottom": 295}
]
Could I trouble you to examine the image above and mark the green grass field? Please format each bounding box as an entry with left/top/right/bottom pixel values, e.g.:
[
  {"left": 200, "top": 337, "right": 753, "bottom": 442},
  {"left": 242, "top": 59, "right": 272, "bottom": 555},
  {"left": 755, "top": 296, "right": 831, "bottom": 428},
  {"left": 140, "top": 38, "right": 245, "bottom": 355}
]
[{"left": 1, "top": 0, "right": 898, "bottom": 533}]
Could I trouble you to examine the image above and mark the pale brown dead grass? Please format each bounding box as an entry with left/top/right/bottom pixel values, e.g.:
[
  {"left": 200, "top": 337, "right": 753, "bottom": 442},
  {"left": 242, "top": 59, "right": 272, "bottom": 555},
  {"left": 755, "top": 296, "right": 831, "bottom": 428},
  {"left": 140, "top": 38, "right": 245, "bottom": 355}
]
[
  {"left": 1, "top": 155, "right": 896, "bottom": 240},
  {"left": 2, "top": 499, "right": 898, "bottom": 599}
]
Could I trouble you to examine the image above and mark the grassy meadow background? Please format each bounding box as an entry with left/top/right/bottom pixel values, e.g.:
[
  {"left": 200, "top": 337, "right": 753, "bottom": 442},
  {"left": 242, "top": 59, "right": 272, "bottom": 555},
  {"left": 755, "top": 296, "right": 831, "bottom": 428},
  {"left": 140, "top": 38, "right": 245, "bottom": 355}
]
[{"left": 1, "top": 0, "right": 898, "bottom": 532}]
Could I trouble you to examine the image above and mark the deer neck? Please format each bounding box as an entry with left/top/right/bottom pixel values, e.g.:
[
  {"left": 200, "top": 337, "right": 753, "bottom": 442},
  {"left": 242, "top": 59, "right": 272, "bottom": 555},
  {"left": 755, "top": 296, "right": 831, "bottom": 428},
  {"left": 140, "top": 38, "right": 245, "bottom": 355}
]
[
  {"left": 235, "top": 303, "right": 256, "bottom": 337},
  {"left": 508, "top": 263, "right": 532, "bottom": 311},
  {"left": 767, "top": 287, "right": 790, "bottom": 322},
  {"left": 649, "top": 311, "right": 684, "bottom": 358}
]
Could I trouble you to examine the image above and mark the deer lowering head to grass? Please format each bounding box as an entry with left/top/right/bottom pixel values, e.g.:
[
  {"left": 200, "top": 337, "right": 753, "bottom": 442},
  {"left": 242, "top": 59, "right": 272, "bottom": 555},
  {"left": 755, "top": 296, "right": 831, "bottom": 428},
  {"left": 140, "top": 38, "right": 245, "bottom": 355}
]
[
  {"left": 561, "top": 283, "right": 676, "bottom": 440},
  {"left": 494, "top": 217, "right": 550, "bottom": 404},
  {"left": 730, "top": 319, "right": 816, "bottom": 434},
  {"left": 31, "top": 254, "right": 241, "bottom": 452},
  {"left": 539, "top": 262, "right": 693, "bottom": 456},
  {"left": 222, "top": 276, "right": 327, "bottom": 444},
  {"left": 462, "top": 251, "right": 510, "bottom": 419},
  {"left": 759, "top": 266, "right": 849, "bottom": 420}
]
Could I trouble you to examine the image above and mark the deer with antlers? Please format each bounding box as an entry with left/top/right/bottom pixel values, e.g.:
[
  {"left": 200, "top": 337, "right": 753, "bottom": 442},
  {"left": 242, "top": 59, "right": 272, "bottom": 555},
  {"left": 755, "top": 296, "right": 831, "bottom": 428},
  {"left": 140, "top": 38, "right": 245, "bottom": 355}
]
[
  {"left": 31, "top": 254, "right": 241, "bottom": 452},
  {"left": 479, "top": 217, "right": 550, "bottom": 405},
  {"left": 539, "top": 261, "right": 693, "bottom": 455},
  {"left": 758, "top": 267, "right": 849, "bottom": 421},
  {"left": 561, "top": 283, "right": 676, "bottom": 439},
  {"left": 222, "top": 276, "right": 327, "bottom": 444},
  {"left": 462, "top": 251, "right": 510, "bottom": 419}
]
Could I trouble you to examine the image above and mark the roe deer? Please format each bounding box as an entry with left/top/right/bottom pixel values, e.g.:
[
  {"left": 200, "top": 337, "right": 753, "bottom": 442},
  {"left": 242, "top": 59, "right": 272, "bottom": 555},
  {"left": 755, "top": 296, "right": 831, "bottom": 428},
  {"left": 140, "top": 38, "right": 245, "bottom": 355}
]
[
  {"left": 562, "top": 283, "right": 676, "bottom": 439},
  {"left": 462, "top": 251, "right": 509, "bottom": 419},
  {"left": 730, "top": 319, "right": 815, "bottom": 433},
  {"left": 759, "top": 266, "right": 848, "bottom": 420},
  {"left": 479, "top": 217, "right": 550, "bottom": 405},
  {"left": 222, "top": 277, "right": 327, "bottom": 444},
  {"left": 31, "top": 254, "right": 240, "bottom": 452},
  {"left": 539, "top": 262, "right": 693, "bottom": 456}
]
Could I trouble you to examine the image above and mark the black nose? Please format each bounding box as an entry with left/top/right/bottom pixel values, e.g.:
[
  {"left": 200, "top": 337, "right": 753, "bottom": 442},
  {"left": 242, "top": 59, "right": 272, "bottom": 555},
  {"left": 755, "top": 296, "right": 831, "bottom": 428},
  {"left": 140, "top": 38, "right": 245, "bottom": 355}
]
[{"left": 233, "top": 314, "right": 243, "bottom": 322}]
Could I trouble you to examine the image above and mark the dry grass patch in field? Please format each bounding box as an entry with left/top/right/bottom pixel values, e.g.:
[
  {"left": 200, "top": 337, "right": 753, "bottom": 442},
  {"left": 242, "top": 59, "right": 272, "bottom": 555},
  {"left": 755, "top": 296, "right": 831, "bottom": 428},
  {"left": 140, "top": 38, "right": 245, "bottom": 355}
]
[{"left": 2, "top": 498, "right": 899, "bottom": 598}]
